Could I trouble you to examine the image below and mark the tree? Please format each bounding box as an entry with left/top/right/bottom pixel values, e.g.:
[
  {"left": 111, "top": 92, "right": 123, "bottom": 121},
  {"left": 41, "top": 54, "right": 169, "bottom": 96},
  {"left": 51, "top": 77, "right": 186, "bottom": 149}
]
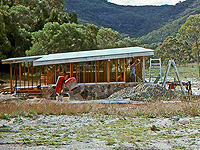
[
  {"left": 26, "top": 23, "right": 99, "bottom": 55},
  {"left": 179, "top": 14, "right": 200, "bottom": 76},
  {"left": 69, "top": 11, "right": 77, "bottom": 24},
  {"left": 155, "top": 36, "right": 191, "bottom": 65},
  {"left": 97, "top": 27, "right": 120, "bottom": 49},
  {"left": 0, "top": 12, "right": 11, "bottom": 60},
  {"left": 9, "top": 5, "right": 34, "bottom": 31},
  {"left": 116, "top": 36, "right": 140, "bottom": 48}
]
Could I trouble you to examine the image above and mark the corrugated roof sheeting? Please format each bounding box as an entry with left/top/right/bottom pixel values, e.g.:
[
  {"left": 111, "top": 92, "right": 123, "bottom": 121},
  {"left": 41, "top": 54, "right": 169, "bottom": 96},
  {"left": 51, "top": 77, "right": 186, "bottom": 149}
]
[
  {"left": 34, "top": 47, "right": 154, "bottom": 66},
  {"left": 2, "top": 47, "right": 154, "bottom": 65},
  {"left": 2, "top": 55, "right": 43, "bottom": 64}
]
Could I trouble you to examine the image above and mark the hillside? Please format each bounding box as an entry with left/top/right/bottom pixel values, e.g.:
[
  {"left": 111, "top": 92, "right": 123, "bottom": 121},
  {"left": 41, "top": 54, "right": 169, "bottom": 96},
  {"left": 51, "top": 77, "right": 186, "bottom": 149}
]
[{"left": 64, "top": 0, "right": 198, "bottom": 44}]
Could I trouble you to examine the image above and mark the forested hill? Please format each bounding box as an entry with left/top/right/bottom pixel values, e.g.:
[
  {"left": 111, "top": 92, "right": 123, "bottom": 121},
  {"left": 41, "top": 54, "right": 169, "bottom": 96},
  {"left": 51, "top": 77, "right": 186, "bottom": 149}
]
[{"left": 64, "top": 0, "right": 199, "bottom": 44}]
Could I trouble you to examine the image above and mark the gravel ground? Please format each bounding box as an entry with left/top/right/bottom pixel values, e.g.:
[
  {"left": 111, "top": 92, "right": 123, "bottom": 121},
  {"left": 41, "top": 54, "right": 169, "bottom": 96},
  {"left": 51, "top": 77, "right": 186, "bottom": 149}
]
[
  {"left": 0, "top": 79, "right": 199, "bottom": 149},
  {"left": 0, "top": 114, "right": 200, "bottom": 150}
]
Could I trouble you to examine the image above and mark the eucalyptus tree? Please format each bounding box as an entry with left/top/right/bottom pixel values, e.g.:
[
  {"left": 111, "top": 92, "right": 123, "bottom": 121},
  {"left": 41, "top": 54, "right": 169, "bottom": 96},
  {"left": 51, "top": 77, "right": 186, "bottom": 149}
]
[
  {"left": 97, "top": 27, "right": 120, "bottom": 49},
  {"left": 179, "top": 14, "right": 200, "bottom": 76},
  {"left": 156, "top": 36, "right": 191, "bottom": 65},
  {"left": 26, "top": 23, "right": 99, "bottom": 55},
  {"left": 0, "top": 12, "right": 11, "bottom": 59}
]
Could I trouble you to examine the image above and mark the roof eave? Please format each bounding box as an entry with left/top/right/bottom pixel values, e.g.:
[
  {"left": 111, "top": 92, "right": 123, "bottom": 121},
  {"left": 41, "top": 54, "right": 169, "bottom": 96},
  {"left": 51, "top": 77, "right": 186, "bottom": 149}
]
[
  {"left": 33, "top": 51, "right": 154, "bottom": 66},
  {"left": 1, "top": 57, "right": 43, "bottom": 64}
]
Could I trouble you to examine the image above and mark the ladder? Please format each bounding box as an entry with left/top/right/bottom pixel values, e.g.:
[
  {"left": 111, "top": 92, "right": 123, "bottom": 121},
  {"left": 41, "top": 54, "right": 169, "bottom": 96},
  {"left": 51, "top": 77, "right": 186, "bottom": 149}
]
[
  {"left": 162, "top": 60, "right": 185, "bottom": 95},
  {"left": 149, "top": 58, "right": 162, "bottom": 83}
]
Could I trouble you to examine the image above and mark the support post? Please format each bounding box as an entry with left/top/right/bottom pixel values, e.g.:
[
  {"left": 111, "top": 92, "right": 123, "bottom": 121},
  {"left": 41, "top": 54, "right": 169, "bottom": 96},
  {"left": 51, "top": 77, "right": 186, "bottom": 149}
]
[
  {"left": 84, "top": 62, "right": 86, "bottom": 83},
  {"left": 70, "top": 63, "right": 73, "bottom": 77},
  {"left": 10, "top": 63, "right": 12, "bottom": 93},
  {"left": 91, "top": 61, "right": 93, "bottom": 82},
  {"left": 24, "top": 62, "right": 26, "bottom": 87},
  {"left": 54, "top": 65, "right": 57, "bottom": 83},
  {"left": 65, "top": 64, "right": 67, "bottom": 73},
  {"left": 36, "top": 66, "right": 38, "bottom": 85},
  {"left": 32, "top": 63, "right": 34, "bottom": 87},
  {"left": 19, "top": 63, "right": 21, "bottom": 87},
  {"left": 87, "top": 63, "right": 89, "bottom": 82},
  {"left": 103, "top": 60, "right": 107, "bottom": 82},
  {"left": 123, "top": 58, "right": 126, "bottom": 82},
  {"left": 45, "top": 65, "right": 47, "bottom": 85},
  {"left": 15, "top": 63, "right": 17, "bottom": 89},
  {"left": 107, "top": 60, "right": 110, "bottom": 82},
  {"left": 78, "top": 63, "right": 81, "bottom": 83},
  {"left": 76, "top": 63, "right": 78, "bottom": 82},
  {"left": 27, "top": 62, "right": 29, "bottom": 87},
  {"left": 116, "top": 59, "right": 118, "bottom": 82},
  {"left": 95, "top": 61, "right": 97, "bottom": 83},
  {"left": 40, "top": 66, "right": 42, "bottom": 86},
  {"left": 142, "top": 56, "right": 145, "bottom": 82}
]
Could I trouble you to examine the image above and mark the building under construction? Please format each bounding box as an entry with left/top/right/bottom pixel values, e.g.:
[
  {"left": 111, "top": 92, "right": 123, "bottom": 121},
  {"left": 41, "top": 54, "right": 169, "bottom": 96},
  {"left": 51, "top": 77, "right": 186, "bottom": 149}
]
[{"left": 2, "top": 47, "right": 154, "bottom": 95}]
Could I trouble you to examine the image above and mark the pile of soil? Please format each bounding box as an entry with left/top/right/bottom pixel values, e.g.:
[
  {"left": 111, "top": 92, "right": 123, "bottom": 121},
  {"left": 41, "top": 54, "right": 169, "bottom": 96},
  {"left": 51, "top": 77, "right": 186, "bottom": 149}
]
[{"left": 109, "top": 83, "right": 178, "bottom": 101}]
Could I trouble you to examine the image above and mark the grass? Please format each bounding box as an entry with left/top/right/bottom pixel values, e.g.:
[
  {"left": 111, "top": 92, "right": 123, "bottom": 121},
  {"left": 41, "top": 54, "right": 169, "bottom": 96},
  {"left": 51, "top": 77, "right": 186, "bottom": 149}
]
[
  {"left": 145, "top": 63, "right": 200, "bottom": 80},
  {"left": 0, "top": 99, "right": 200, "bottom": 118},
  {"left": 0, "top": 64, "right": 199, "bottom": 149}
]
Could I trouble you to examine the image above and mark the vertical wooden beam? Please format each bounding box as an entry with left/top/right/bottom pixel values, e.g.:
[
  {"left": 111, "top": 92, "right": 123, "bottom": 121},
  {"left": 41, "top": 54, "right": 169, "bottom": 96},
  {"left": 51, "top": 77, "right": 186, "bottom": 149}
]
[
  {"left": 62, "top": 64, "right": 65, "bottom": 73},
  {"left": 123, "top": 58, "right": 126, "bottom": 82},
  {"left": 12, "top": 64, "right": 15, "bottom": 90},
  {"left": 10, "top": 63, "right": 12, "bottom": 93},
  {"left": 65, "top": 64, "right": 67, "bottom": 73},
  {"left": 87, "top": 63, "right": 89, "bottom": 82},
  {"left": 103, "top": 60, "right": 107, "bottom": 82},
  {"left": 32, "top": 63, "right": 34, "bottom": 87},
  {"left": 27, "top": 62, "right": 29, "bottom": 87},
  {"left": 36, "top": 66, "right": 38, "bottom": 86},
  {"left": 24, "top": 62, "right": 26, "bottom": 87},
  {"left": 78, "top": 63, "right": 81, "bottom": 83},
  {"left": 97, "top": 60, "right": 100, "bottom": 81},
  {"left": 116, "top": 59, "right": 118, "bottom": 82},
  {"left": 84, "top": 62, "right": 86, "bottom": 83},
  {"left": 57, "top": 65, "right": 60, "bottom": 78},
  {"left": 75, "top": 63, "right": 78, "bottom": 82},
  {"left": 70, "top": 63, "right": 72, "bottom": 77},
  {"left": 19, "top": 63, "right": 21, "bottom": 87},
  {"left": 107, "top": 60, "right": 110, "bottom": 83},
  {"left": 142, "top": 56, "right": 145, "bottom": 82},
  {"left": 54, "top": 65, "right": 57, "bottom": 83},
  {"left": 40, "top": 66, "right": 42, "bottom": 86},
  {"left": 45, "top": 65, "right": 48, "bottom": 85},
  {"left": 15, "top": 63, "right": 17, "bottom": 88},
  {"left": 91, "top": 61, "right": 93, "bottom": 83},
  {"left": 95, "top": 61, "right": 97, "bottom": 83},
  {"left": 119, "top": 59, "right": 122, "bottom": 72}
]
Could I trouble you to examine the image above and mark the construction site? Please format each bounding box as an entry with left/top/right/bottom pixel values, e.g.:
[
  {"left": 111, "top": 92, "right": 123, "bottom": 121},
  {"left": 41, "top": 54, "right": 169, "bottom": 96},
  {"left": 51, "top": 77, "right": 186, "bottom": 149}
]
[
  {"left": 1, "top": 47, "right": 200, "bottom": 150},
  {"left": 0, "top": 46, "right": 199, "bottom": 102}
]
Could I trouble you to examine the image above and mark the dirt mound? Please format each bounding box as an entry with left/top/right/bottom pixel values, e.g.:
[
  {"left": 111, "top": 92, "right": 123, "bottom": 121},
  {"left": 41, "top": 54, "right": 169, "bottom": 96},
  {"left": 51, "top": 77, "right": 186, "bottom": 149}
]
[{"left": 109, "top": 83, "right": 178, "bottom": 101}]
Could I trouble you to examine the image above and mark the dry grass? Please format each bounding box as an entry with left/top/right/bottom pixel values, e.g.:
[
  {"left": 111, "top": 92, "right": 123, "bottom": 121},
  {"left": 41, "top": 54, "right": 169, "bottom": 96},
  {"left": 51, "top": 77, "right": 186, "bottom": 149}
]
[{"left": 0, "top": 99, "right": 200, "bottom": 119}]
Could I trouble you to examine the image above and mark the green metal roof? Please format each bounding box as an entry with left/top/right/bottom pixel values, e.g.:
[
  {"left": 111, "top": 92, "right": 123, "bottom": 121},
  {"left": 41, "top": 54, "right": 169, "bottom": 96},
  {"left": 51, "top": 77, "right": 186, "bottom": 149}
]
[
  {"left": 34, "top": 47, "right": 154, "bottom": 66},
  {"left": 2, "top": 47, "right": 154, "bottom": 65},
  {"left": 2, "top": 55, "right": 43, "bottom": 64}
]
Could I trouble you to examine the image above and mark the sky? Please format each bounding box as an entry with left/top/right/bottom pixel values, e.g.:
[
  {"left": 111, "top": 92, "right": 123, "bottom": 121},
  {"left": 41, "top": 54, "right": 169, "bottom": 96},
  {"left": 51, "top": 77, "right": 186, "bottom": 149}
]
[{"left": 107, "top": 0, "right": 186, "bottom": 6}]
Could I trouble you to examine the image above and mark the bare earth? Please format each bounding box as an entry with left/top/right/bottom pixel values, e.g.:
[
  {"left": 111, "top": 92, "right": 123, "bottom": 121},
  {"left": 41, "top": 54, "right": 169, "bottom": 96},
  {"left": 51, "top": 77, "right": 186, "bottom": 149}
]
[
  {"left": 0, "top": 113, "right": 200, "bottom": 150},
  {"left": 0, "top": 78, "right": 200, "bottom": 149}
]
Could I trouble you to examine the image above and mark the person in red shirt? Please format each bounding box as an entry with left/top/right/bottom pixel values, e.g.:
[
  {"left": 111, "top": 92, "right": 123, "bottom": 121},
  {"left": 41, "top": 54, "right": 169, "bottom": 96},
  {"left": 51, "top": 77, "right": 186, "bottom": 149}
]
[{"left": 117, "top": 72, "right": 124, "bottom": 82}]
